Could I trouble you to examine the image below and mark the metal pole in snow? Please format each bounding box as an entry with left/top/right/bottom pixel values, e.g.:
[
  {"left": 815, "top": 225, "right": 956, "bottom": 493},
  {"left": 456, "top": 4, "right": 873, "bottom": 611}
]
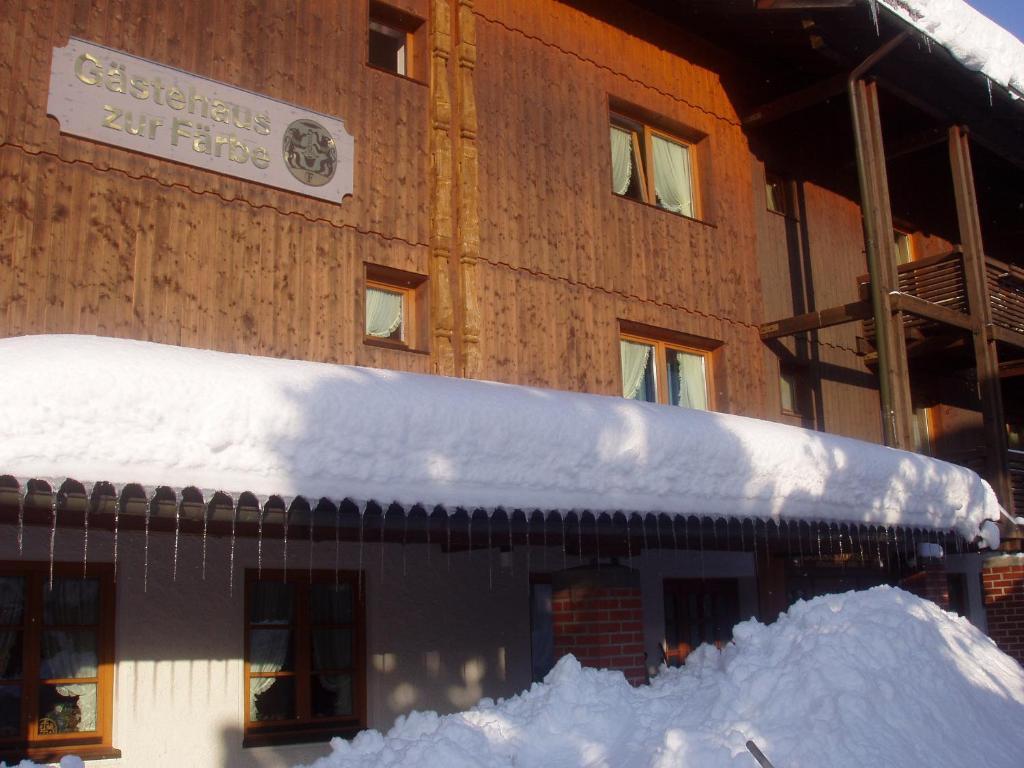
[{"left": 745, "top": 740, "right": 776, "bottom": 768}]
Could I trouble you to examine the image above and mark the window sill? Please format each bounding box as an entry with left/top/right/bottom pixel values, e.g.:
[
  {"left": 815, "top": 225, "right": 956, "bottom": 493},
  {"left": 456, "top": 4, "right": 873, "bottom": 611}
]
[
  {"left": 363, "top": 336, "right": 429, "bottom": 355},
  {"left": 612, "top": 192, "right": 715, "bottom": 228},
  {"left": 243, "top": 724, "right": 362, "bottom": 748},
  {"left": 365, "top": 63, "right": 428, "bottom": 87},
  {"left": 1, "top": 745, "right": 122, "bottom": 763}
]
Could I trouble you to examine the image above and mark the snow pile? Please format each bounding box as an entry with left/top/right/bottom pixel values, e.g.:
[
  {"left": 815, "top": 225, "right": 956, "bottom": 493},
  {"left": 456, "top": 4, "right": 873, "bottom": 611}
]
[
  {"left": 298, "top": 588, "right": 1024, "bottom": 768},
  {"left": 1, "top": 756, "right": 83, "bottom": 768},
  {"left": 0, "top": 335, "right": 1001, "bottom": 537},
  {"left": 880, "top": 0, "right": 1024, "bottom": 98}
]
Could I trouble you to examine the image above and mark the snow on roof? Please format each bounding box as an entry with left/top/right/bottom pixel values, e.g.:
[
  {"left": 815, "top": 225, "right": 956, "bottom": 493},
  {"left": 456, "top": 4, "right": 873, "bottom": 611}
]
[
  {"left": 0, "top": 335, "right": 1001, "bottom": 539},
  {"left": 295, "top": 587, "right": 1024, "bottom": 768},
  {"left": 879, "top": 0, "right": 1024, "bottom": 99}
]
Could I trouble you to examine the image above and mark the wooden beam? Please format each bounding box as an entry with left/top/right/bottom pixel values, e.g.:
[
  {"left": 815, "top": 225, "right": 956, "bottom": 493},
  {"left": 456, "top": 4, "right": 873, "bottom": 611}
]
[
  {"left": 992, "top": 325, "right": 1024, "bottom": 350},
  {"left": 743, "top": 73, "right": 849, "bottom": 127},
  {"left": 889, "top": 292, "right": 977, "bottom": 331},
  {"left": 760, "top": 300, "right": 871, "bottom": 340},
  {"left": 1000, "top": 358, "right": 1024, "bottom": 379}
]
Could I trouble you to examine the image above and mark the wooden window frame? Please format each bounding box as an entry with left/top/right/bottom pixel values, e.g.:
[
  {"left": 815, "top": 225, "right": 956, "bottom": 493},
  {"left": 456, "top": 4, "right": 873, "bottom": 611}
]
[
  {"left": 662, "top": 578, "right": 740, "bottom": 666},
  {"left": 893, "top": 227, "right": 917, "bottom": 266},
  {"left": 619, "top": 331, "right": 715, "bottom": 410},
  {"left": 243, "top": 570, "right": 366, "bottom": 748},
  {"left": 363, "top": 263, "right": 428, "bottom": 354},
  {"left": 609, "top": 112, "right": 702, "bottom": 221},
  {"left": 764, "top": 171, "right": 790, "bottom": 217},
  {"left": 367, "top": 1, "right": 426, "bottom": 83},
  {"left": 0, "top": 562, "right": 118, "bottom": 764}
]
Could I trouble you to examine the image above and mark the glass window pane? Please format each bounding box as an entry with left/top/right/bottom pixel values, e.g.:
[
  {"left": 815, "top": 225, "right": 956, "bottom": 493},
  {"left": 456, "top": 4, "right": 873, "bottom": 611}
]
[
  {"left": 780, "top": 370, "right": 798, "bottom": 413},
  {"left": 766, "top": 177, "right": 787, "bottom": 215},
  {"left": 250, "top": 629, "right": 293, "bottom": 674},
  {"left": 667, "top": 349, "right": 708, "bottom": 410},
  {"left": 38, "top": 682, "right": 96, "bottom": 733},
  {"left": 0, "top": 578, "right": 25, "bottom": 626},
  {"left": 312, "top": 674, "right": 353, "bottom": 718},
  {"left": 250, "top": 582, "right": 294, "bottom": 625},
  {"left": 250, "top": 676, "right": 294, "bottom": 722},
  {"left": 620, "top": 339, "right": 656, "bottom": 402},
  {"left": 894, "top": 231, "right": 913, "bottom": 265},
  {"left": 0, "top": 632, "right": 22, "bottom": 680},
  {"left": 40, "top": 630, "right": 97, "bottom": 679},
  {"left": 652, "top": 135, "right": 694, "bottom": 217},
  {"left": 312, "top": 629, "right": 353, "bottom": 671},
  {"left": 366, "top": 286, "right": 405, "bottom": 340},
  {"left": 369, "top": 23, "right": 408, "bottom": 75},
  {"left": 311, "top": 583, "right": 353, "bottom": 624},
  {"left": 44, "top": 579, "right": 99, "bottom": 626},
  {"left": 0, "top": 685, "right": 19, "bottom": 737}
]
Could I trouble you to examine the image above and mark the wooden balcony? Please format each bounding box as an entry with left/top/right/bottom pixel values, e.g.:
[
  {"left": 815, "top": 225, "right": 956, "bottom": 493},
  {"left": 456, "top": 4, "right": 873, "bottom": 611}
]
[
  {"left": 987, "top": 257, "right": 1024, "bottom": 337},
  {"left": 1012, "top": 450, "right": 1024, "bottom": 516}
]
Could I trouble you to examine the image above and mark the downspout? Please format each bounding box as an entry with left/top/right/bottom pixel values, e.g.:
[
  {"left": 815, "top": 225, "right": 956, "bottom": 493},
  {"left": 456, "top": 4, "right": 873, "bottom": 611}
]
[{"left": 847, "top": 30, "right": 909, "bottom": 446}]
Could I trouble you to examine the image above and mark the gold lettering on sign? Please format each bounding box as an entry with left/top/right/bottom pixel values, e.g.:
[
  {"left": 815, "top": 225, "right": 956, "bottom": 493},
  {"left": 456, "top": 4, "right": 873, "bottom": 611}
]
[
  {"left": 102, "top": 105, "right": 122, "bottom": 131},
  {"left": 75, "top": 53, "right": 102, "bottom": 85}
]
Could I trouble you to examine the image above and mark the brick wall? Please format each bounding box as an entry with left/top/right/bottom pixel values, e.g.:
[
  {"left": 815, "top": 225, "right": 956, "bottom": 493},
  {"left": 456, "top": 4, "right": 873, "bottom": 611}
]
[
  {"left": 552, "top": 575, "right": 646, "bottom": 685},
  {"left": 982, "top": 555, "right": 1024, "bottom": 664},
  {"left": 900, "top": 559, "right": 949, "bottom": 610}
]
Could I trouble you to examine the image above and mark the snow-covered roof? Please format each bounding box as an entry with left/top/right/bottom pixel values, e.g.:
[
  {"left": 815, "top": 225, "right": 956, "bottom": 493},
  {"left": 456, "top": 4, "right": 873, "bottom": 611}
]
[
  {"left": 0, "top": 335, "right": 1001, "bottom": 539},
  {"left": 879, "top": 0, "right": 1024, "bottom": 99}
]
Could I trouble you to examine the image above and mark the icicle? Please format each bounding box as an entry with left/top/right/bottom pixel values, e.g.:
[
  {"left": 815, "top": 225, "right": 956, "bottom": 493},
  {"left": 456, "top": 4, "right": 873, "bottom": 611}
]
[
  {"left": 508, "top": 510, "right": 515, "bottom": 577},
  {"left": 655, "top": 514, "right": 664, "bottom": 564},
  {"left": 670, "top": 514, "right": 679, "bottom": 553},
  {"left": 595, "top": 512, "right": 602, "bottom": 567},
  {"left": 486, "top": 510, "right": 494, "bottom": 591},
  {"left": 640, "top": 513, "right": 649, "bottom": 559},
  {"left": 837, "top": 523, "right": 845, "bottom": 561},
  {"left": 542, "top": 511, "right": 549, "bottom": 569},
  {"left": 143, "top": 496, "right": 152, "bottom": 594},
  {"left": 309, "top": 503, "right": 317, "bottom": 585},
  {"left": 923, "top": 35, "right": 932, "bottom": 54},
  {"left": 282, "top": 503, "right": 290, "bottom": 581},
  {"left": 857, "top": 524, "right": 866, "bottom": 564},
  {"left": 172, "top": 497, "right": 182, "bottom": 582},
  {"left": 48, "top": 491, "right": 59, "bottom": 590},
  {"left": 625, "top": 513, "right": 633, "bottom": 570},
  {"left": 762, "top": 518, "right": 770, "bottom": 561},
  {"left": 795, "top": 520, "right": 803, "bottom": 561},
  {"left": 816, "top": 522, "right": 823, "bottom": 559},
  {"left": 108, "top": 491, "right": 120, "bottom": 578},
  {"left": 698, "top": 516, "right": 705, "bottom": 581},
  {"left": 426, "top": 507, "right": 432, "bottom": 567},
  {"left": 380, "top": 505, "right": 387, "bottom": 588},
  {"left": 987, "top": 76, "right": 993, "bottom": 107},
  {"left": 257, "top": 503, "right": 265, "bottom": 579},
  {"left": 16, "top": 488, "right": 25, "bottom": 557},
  {"left": 576, "top": 511, "right": 583, "bottom": 567},
  {"left": 200, "top": 499, "right": 209, "bottom": 581},
  {"left": 682, "top": 515, "right": 690, "bottom": 551},
  {"left": 445, "top": 509, "right": 452, "bottom": 574},
  {"left": 82, "top": 493, "right": 90, "bottom": 578},
  {"left": 228, "top": 497, "right": 239, "bottom": 596},
  {"left": 467, "top": 510, "right": 474, "bottom": 572},
  {"left": 868, "top": 0, "right": 879, "bottom": 36},
  {"left": 739, "top": 517, "right": 746, "bottom": 553},
  {"left": 525, "top": 511, "right": 532, "bottom": 580},
  {"left": 334, "top": 504, "right": 342, "bottom": 585},
  {"left": 402, "top": 508, "right": 409, "bottom": 579},
  {"left": 711, "top": 516, "right": 719, "bottom": 551},
  {"left": 560, "top": 511, "right": 568, "bottom": 571}
]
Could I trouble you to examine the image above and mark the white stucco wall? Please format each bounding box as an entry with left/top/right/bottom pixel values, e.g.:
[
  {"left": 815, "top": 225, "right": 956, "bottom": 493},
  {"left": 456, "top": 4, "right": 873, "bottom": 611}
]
[{"left": 3, "top": 523, "right": 533, "bottom": 767}]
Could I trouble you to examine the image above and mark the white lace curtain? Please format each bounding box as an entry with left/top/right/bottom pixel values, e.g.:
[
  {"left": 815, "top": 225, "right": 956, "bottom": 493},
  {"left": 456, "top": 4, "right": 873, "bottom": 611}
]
[
  {"left": 249, "top": 582, "right": 293, "bottom": 720},
  {"left": 652, "top": 135, "right": 694, "bottom": 217},
  {"left": 669, "top": 350, "right": 708, "bottom": 410},
  {"left": 42, "top": 579, "right": 99, "bottom": 732},
  {"left": 620, "top": 340, "right": 653, "bottom": 400},
  {"left": 610, "top": 126, "right": 634, "bottom": 196},
  {"left": 366, "top": 286, "right": 403, "bottom": 338},
  {"left": 312, "top": 631, "right": 353, "bottom": 715}
]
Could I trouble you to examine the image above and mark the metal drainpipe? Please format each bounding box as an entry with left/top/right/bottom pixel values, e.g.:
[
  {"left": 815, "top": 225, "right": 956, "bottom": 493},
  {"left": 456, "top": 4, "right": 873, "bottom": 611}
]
[{"left": 847, "top": 30, "right": 909, "bottom": 446}]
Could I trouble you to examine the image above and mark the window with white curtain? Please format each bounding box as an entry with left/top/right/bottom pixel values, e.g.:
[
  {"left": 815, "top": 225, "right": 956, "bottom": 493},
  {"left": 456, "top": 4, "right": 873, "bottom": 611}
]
[
  {"left": 365, "top": 284, "right": 406, "bottom": 342},
  {"left": 620, "top": 334, "right": 711, "bottom": 410},
  {"left": 245, "top": 572, "right": 364, "bottom": 746},
  {"left": 610, "top": 114, "right": 697, "bottom": 219},
  {"left": 0, "top": 565, "right": 115, "bottom": 762}
]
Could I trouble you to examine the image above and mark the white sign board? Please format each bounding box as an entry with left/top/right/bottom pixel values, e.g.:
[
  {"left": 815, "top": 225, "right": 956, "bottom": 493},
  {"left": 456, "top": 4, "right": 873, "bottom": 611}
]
[{"left": 47, "top": 38, "right": 354, "bottom": 203}]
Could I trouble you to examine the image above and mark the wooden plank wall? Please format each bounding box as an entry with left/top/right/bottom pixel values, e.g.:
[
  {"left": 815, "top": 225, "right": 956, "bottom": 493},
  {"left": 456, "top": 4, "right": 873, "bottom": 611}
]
[
  {"left": 470, "top": 0, "right": 771, "bottom": 417},
  {"left": 1, "top": 0, "right": 434, "bottom": 373}
]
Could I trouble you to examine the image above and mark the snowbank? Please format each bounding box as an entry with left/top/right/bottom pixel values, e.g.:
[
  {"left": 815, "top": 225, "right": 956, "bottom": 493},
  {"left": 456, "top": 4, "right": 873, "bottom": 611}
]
[
  {"left": 0, "top": 335, "right": 1000, "bottom": 537},
  {"left": 880, "top": 0, "right": 1024, "bottom": 98},
  {"left": 297, "top": 587, "right": 1024, "bottom": 768}
]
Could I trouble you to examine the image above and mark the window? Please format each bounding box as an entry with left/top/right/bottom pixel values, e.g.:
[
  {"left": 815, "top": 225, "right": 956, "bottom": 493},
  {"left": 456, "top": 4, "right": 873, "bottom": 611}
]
[
  {"left": 765, "top": 173, "right": 789, "bottom": 216},
  {"left": 364, "top": 264, "right": 427, "bottom": 352},
  {"left": 910, "top": 405, "right": 932, "bottom": 455},
  {"left": 368, "top": 2, "right": 424, "bottom": 79},
  {"left": 244, "top": 571, "right": 365, "bottom": 746},
  {"left": 0, "top": 564, "right": 116, "bottom": 763},
  {"left": 893, "top": 228, "right": 915, "bottom": 265},
  {"left": 663, "top": 579, "right": 739, "bottom": 666},
  {"left": 619, "top": 332, "right": 712, "bottom": 410},
  {"left": 609, "top": 114, "right": 698, "bottom": 218},
  {"left": 779, "top": 362, "right": 813, "bottom": 418}
]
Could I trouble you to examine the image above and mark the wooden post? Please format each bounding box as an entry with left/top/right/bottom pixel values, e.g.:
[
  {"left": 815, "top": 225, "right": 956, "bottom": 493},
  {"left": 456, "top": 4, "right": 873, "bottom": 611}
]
[
  {"left": 429, "top": 0, "right": 458, "bottom": 377},
  {"left": 455, "top": 0, "right": 482, "bottom": 379},
  {"left": 849, "top": 77, "right": 914, "bottom": 449},
  {"left": 948, "top": 126, "right": 1014, "bottom": 517}
]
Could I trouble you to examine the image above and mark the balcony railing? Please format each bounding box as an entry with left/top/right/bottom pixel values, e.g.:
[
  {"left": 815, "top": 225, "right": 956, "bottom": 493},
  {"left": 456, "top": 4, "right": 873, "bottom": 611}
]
[
  {"left": 987, "top": 257, "right": 1024, "bottom": 336},
  {"left": 1011, "top": 450, "right": 1024, "bottom": 517}
]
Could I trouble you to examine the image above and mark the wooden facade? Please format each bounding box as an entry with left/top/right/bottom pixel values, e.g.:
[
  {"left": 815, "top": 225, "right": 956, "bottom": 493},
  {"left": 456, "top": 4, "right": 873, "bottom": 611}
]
[{"left": 1, "top": 0, "right": 1022, "bottom": 506}]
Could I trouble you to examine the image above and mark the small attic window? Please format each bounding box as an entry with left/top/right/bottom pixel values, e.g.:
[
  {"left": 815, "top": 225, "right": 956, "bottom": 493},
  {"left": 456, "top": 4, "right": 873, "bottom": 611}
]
[{"left": 368, "top": 2, "right": 423, "bottom": 78}]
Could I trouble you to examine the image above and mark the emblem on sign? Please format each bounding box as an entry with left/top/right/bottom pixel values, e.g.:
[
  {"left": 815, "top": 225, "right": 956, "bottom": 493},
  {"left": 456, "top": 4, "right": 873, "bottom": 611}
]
[{"left": 282, "top": 119, "right": 338, "bottom": 187}]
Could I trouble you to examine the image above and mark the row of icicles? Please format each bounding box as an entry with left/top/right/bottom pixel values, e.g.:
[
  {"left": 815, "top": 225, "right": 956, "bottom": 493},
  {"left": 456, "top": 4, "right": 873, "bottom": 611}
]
[{"left": 10, "top": 480, "right": 972, "bottom": 596}]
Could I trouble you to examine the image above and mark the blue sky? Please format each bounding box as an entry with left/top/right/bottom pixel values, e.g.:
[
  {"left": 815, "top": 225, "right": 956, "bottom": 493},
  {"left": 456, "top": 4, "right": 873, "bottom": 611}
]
[{"left": 969, "top": 0, "right": 1024, "bottom": 41}]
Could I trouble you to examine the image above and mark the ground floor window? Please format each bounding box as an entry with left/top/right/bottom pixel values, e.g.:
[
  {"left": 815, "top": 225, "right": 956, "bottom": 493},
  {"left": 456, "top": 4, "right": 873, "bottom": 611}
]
[
  {"left": 0, "top": 563, "right": 115, "bottom": 763},
  {"left": 662, "top": 578, "right": 739, "bottom": 665},
  {"left": 244, "top": 571, "right": 365, "bottom": 746}
]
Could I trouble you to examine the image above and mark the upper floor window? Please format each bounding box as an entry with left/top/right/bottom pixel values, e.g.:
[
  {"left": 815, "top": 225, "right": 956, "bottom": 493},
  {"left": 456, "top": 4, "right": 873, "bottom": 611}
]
[
  {"left": 610, "top": 115, "right": 697, "bottom": 219},
  {"left": 910, "top": 405, "right": 932, "bottom": 455},
  {"left": 0, "top": 564, "right": 115, "bottom": 763},
  {"left": 244, "top": 572, "right": 365, "bottom": 746},
  {"left": 368, "top": 2, "right": 424, "bottom": 79},
  {"left": 620, "top": 333, "right": 711, "bottom": 410},
  {"left": 893, "top": 228, "right": 916, "bottom": 265},
  {"left": 364, "top": 264, "right": 428, "bottom": 353},
  {"left": 765, "top": 173, "right": 790, "bottom": 216}
]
